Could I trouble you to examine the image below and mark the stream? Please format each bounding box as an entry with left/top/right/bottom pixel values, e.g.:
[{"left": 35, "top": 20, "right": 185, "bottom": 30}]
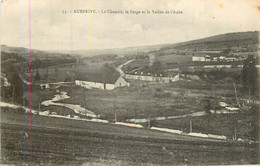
[{"left": 41, "top": 91, "right": 97, "bottom": 118}]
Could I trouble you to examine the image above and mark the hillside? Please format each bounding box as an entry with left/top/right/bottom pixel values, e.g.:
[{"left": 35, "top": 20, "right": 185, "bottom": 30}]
[
  {"left": 51, "top": 44, "right": 169, "bottom": 57},
  {"left": 1, "top": 46, "right": 78, "bottom": 77},
  {"left": 2, "top": 31, "right": 259, "bottom": 58},
  {"left": 1, "top": 43, "right": 169, "bottom": 60},
  {"left": 159, "top": 31, "right": 259, "bottom": 51},
  {"left": 1, "top": 45, "right": 78, "bottom": 61}
]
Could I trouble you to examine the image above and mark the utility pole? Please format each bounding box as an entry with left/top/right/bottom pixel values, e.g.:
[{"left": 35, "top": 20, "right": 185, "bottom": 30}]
[
  {"left": 84, "top": 90, "right": 87, "bottom": 116},
  {"left": 114, "top": 108, "right": 117, "bottom": 122},
  {"left": 38, "top": 102, "right": 41, "bottom": 111},
  {"left": 134, "top": 108, "right": 136, "bottom": 124},
  {"left": 12, "top": 86, "right": 15, "bottom": 104},
  {"left": 234, "top": 127, "right": 237, "bottom": 140},
  {"left": 148, "top": 114, "right": 151, "bottom": 128},
  {"left": 190, "top": 120, "right": 192, "bottom": 133},
  {"left": 213, "top": 83, "right": 217, "bottom": 114},
  {"left": 248, "top": 87, "right": 251, "bottom": 104},
  {"left": 233, "top": 82, "right": 241, "bottom": 108}
]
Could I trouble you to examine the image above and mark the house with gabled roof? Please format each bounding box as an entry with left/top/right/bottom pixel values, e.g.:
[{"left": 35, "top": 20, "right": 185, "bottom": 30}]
[{"left": 75, "top": 74, "right": 129, "bottom": 90}]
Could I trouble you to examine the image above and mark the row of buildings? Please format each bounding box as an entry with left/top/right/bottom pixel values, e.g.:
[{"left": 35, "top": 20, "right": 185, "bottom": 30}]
[{"left": 192, "top": 54, "right": 246, "bottom": 62}]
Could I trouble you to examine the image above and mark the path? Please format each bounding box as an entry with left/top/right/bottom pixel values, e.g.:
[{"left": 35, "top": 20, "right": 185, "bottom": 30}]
[
  {"left": 116, "top": 59, "right": 135, "bottom": 76},
  {"left": 126, "top": 109, "right": 238, "bottom": 123}
]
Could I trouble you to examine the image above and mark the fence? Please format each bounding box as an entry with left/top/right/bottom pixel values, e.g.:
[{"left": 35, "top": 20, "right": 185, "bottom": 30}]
[{"left": 123, "top": 73, "right": 180, "bottom": 83}]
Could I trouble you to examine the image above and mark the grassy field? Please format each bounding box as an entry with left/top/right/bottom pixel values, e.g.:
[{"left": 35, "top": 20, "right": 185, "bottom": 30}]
[
  {"left": 59, "top": 79, "right": 241, "bottom": 120},
  {"left": 26, "top": 54, "right": 124, "bottom": 83},
  {"left": 1, "top": 111, "right": 258, "bottom": 165},
  {"left": 49, "top": 76, "right": 259, "bottom": 142},
  {"left": 2, "top": 52, "right": 257, "bottom": 143},
  {"left": 146, "top": 108, "right": 258, "bottom": 141},
  {"left": 58, "top": 83, "right": 207, "bottom": 121},
  {"left": 29, "top": 62, "right": 104, "bottom": 83},
  {"left": 155, "top": 54, "right": 192, "bottom": 65}
]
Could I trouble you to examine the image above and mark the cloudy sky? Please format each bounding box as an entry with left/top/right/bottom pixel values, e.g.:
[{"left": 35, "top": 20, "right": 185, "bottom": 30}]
[{"left": 1, "top": 0, "right": 260, "bottom": 50}]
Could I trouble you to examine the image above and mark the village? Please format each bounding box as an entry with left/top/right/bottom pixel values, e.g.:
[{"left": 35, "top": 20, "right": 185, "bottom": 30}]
[
  {"left": 0, "top": 31, "right": 259, "bottom": 165},
  {"left": 1, "top": 39, "right": 259, "bottom": 139}
]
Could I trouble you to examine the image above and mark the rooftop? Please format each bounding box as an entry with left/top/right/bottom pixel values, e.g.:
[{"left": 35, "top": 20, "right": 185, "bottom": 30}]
[{"left": 83, "top": 72, "right": 121, "bottom": 84}]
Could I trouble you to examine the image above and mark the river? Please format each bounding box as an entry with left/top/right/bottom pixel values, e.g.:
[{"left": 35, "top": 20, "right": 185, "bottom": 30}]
[{"left": 41, "top": 91, "right": 97, "bottom": 118}]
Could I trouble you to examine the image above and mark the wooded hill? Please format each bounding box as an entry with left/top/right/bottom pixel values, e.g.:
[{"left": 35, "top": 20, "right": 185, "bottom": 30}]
[
  {"left": 159, "top": 31, "right": 259, "bottom": 51},
  {"left": 1, "top": 45, "right": 78, "bottom": 62}
]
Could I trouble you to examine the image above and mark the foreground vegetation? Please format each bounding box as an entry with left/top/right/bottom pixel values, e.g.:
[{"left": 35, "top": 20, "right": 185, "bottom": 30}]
[{"left": 1, "top": 111, "right": 258, "bottom": 165}]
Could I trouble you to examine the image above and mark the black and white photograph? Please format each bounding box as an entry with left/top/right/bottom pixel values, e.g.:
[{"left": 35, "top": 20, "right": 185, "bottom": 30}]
[{"left": 0, "top": 0, "right": 259, "bottom": 165}]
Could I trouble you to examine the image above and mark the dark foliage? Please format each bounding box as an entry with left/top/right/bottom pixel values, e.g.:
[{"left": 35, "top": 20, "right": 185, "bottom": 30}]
[{"left": 240, "top": 54, "right": 258, "bottom": 95}]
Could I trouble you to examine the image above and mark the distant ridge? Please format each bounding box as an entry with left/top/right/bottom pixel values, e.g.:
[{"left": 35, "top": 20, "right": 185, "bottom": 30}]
[
  {"left": 2, "top": 31, "right": 259, "bottom": 57},
  {"left": 1, "top": 45, "right": 77, "bottom": 61},
  {"left": 1, "top": 44, "right": 168, "bottom": 57},
  {"left": 160, "top": 31, "right": 259, "bottom": 51}
]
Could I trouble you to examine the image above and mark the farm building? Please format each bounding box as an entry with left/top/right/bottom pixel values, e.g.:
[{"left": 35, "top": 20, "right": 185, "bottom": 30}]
[
  {"left": 192, "top": 53, "right": 243, "bottom": 62},
  {"left": 75, "top": 75, "right": 129, "bottom": 90},
  {"left": 192, "top": 54, "right": 208, "bottom": 61},
  {"left": 204, "top": 55, "right": 212, "bottom": 61}
]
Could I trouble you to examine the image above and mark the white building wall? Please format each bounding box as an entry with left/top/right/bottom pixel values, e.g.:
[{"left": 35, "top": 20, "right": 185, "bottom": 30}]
[
  {"left": 105, "top": 84, "right": 115, "bottom": 90},
  {"left": 124, "top": 74, "right": 179, "bottom": 83},
  {"left": 114, "top": 76, "right": 129, "bottom": 88},
  {"left": 192, "top": 56, "right": 206, "bottom": 61},
  {"left": 75, "top": 80, "right": 115, "bottom": 90}
]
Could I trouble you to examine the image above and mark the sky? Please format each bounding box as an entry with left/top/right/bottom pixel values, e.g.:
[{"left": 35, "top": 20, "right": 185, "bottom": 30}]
[{"left": 1, "top": 0, "right": 260, "bottom": 50}]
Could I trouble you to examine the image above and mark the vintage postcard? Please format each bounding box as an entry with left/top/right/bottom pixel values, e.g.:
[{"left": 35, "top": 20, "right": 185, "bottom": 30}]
[{"left": 0, "top": 0, "right": 259, "bottom": 165}]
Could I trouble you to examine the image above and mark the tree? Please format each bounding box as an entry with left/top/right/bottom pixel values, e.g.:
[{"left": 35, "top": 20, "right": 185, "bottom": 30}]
[
  {"left": 151, "top": 60, "right": 162, "bottom": 74},
  {"left": 10, "top": 73, "right": 22, "bottom": 104},
  {"left": 34, "top": 70, "right": 41, "bottom": 83},
  {"left": 44, "top": 68, "right": 49, "bottom": 81},
  {"left": 54, "top": 66, "right": 59, "bottom": 81},
  {"left": 33, "top": 58, "right": 43, "bottom": 69},
  {"left": 44, "top": 58, "right": 49, "bottom": 81},
  {"left": 102, "top": 63, "right": 119, "bottom": 84},
  {"left": 241, "top": 54, "right": 257, "bottom": 102},
  {"left": 103, "top": 62, "right": 110, "bottom": 69}
]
